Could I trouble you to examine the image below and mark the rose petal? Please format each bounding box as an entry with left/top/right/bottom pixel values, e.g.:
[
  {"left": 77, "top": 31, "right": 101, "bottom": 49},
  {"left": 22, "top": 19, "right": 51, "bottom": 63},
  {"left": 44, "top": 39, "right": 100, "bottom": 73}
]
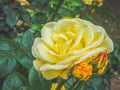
[
  {"left": 70, "top": 30, "right": 83, "bottom": 50},
  {"left": 75, "top": 47, "right": 106, "bottom": 64},
  {"left": 100, "top": 36, "right": 114, "bottom": 53},
  {"left": 83, "top": 26, "right": 94, "bottom": 46},
  {"left": 59, "top": 67, "right": 71, "bottom": 79},
  {"left": 42, "top": 70, "right": 61, "bottom": 80},
  {"left": 33, "top": 59, "right": 45, "bottom": 71},
  {"left": 41, "top": 22, "right": 56, "bottom": 48},
  {"left": 57, "top": 55, "right": 79, "bottom": 64},
  {"left": 40, "top": 63, "right": 70, "bottom": 71},
  {"left": 32, "top": 38, "right": 41, "bottom": 58},
  {"left": 36, "top": 41, "right": 57, "bottom": 63},
  {"left": 53, "top": 19, "right": 78, "bottom": 32}
]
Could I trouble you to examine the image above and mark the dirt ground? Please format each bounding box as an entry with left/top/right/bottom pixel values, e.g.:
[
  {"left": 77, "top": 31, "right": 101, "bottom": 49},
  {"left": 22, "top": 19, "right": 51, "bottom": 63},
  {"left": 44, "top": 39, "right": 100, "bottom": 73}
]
[
  {"left": 111, "top": 75, "right": 120, "bottom": 90},
  {"left": 104, "top": 0, "right": 120, "bottom": 14},
  {"left": 91, "top": 1, "right": 120, "bottom": 90}
]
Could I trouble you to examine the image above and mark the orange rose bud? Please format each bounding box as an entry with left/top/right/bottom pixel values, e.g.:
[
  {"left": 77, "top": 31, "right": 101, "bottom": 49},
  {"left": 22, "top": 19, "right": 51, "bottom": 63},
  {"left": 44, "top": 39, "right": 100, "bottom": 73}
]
[
  {"left": 97, "top": 52, "right": 107, "bottom": 68},
  {"left": 98, "top": 59, "right": 108, "bottom": 75},
  {"left": 72, "top": 62, "right": 92, "bottom": 81}
]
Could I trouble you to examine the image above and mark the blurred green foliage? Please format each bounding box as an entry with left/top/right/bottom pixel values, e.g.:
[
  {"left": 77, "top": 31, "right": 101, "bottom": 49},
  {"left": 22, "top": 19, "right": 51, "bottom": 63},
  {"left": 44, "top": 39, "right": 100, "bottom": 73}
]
[
  {"left": 0, "top": 0, "right": 120, "bottom": 90},
  {"left": 0, "top": 0, "right": 95, "bottom": 38}
]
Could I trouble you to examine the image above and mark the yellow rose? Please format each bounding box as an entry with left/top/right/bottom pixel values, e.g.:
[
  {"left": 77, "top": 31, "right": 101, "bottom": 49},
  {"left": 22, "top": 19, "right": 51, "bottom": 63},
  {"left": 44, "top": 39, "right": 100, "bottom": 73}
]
[
  {"left": 51, "top": 83, "right": 66, "bottom": 90},
  {"left": 32, "top": 18, "right": 113, "bottom": 80}
]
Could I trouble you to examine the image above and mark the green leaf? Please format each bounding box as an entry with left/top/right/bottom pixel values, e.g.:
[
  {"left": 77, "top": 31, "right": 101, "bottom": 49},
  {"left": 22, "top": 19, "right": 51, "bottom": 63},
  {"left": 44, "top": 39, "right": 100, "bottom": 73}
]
[
  {"left": 58, "top": 7, "right": 74, "bottom": 16},
  {"left": 108, "top": 52, "right": 116, "bottom": 64},
  {"left": 0, "top": 52, "right": 16, "bottom": 77},
  {"left": 14, "top": 37, "right": 22, "bottom": 46},
  {"left": 18, "top": 86, "right": 32, "bottom": 90},
  {"left": 22, "top": 31, "right": 34, "bottom": 48},
  {"left": 0, "top": 40, "right": 18, "bottom": 77},
  {"left": 0, "top": 40, "right": 18, "bottom": 51},
  {"left": 0, "top": 20, "right": 6, "bottom": 27},
  {"left": 26, "top": 9, "right": 36, "bottom": 17},
  {"left": 29, "top": 67, "right": 42, "bottom": 90},
  {"left": 31, "top": 13, "right": 47, "bottom": 24},
  {"left": 31, "top": 24, "right": 42, "bottom": 31},
  {"left": 14, "top": 33, "right": 34, "bottom": 69},
  {"left": 114, "top": 49, "right": 120, "bottom": 61},
  {"left": 2, "top": 72, "right": 24, "bottom": 90},
  {"left": 65, "top": 78, "right": 76, "bottom": 90},
  {"left": 84, "top": 81, "right": 94, "bottom": 90},
  {"left": 104, "top": 85, "right": 109, "bottom": 90},
  {"left": 5, "top": 14, "right": 17, "bottom": 27},
  {"left": 84, "top": 15, "right": 92, "bottom": 20},
  {"left": 0, "top": 42, "right": 10, "bottom": 51},
  {"left": 38, "top": 0, "right": 49, "bottom": 6},
  {"left": 89, "top": 77, "right": 103, "bottom": 90},
  {"left": 29, "top": 67, "right": 52, "bottom": 90},
  {"left": 71, "top": 1, "right": 81, "bottom": 7},
  {"left": 2, "top": 5, "right": 11, "bottom": 15},
  {"left": 77, "top": 83, "right": 85, "bottom": 90},
  {"left": 21, "top": 12, "right": 31, "bottom": 22},
  {"left": 16, "top": 48, "right": 33, "bottom": 69}
]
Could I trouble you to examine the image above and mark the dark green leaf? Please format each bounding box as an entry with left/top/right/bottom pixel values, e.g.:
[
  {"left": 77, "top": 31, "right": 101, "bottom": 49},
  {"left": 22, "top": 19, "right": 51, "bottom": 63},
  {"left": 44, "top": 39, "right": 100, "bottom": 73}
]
[
  {"left": 114, "top": 49, "right": 120, "bottom": 61},
  {"left": 78, "top": 83, "right": 85, "bottom": 90},
  {"left": 58, "top": 7, "right": 74, "bottom": 16},
  {"left": 29, "top": 67, "right": 52, "bottom": 90},
  {"left": 0, "top": 40, "right": 19, "bottom": 51},
  {"left": 18, "top": 86, "right": 32, "bottom": 90},
  {"left": 38, "top": 0, "right": 49, "bottom": 6},
  {"left": 84, "top": 81, "right": 94, "bottom": 90},
  {"left": 65, "top": 78, "right": 76, "bottom": 90},
  {"left": 0, "top": 20, "right": 6, "bottom": 27},
  {"left": 22, "top": 31, "right": 34, "bottom": 48},
  {"left": 31, "top": 13, "right": 47, "bottom": 24},
  {"left": 0, "top": 52, "right": 16, "bottom": 77},
  {"left": 0, "top": 40, "right": 19, "bottom": 77},
  {"left": 114, "top": 40, "right": 120, "bottom": 50},
  {"left": 2, "top": 5, "right": 11, "bottom": 15},
  {"left": 0, "top": 42, "right": 10, "bottom": 51},
  {"left": 0, "top": 0, "right": 8, "bottom": 4},
  {"left": 14, "top": 34, "right": 33, "bottom": 69},
  {"left": 5, "top": 14, "right": 17, "bottom": 27},
  {"left": 21, "top": 12, "right": 31, "bottom": 22},
  {"left": 84, "top": 15, "right": 92, "bottom": 20},
  {"left": 2, "top": 72, "right": 24, "bottom": 90},
  {"left": 104, "top": 85, "right": 110, "bottom": 90},
  {"left": 16, "top": 48, "right": 33, "bottom": 69},
  {"left": 84, "top": 88, "right": 94, "bottom": 90},
  {"left": 14, "top": 37, "right": 22, "bottom": 46},
  {"left": 89, "top": 77, "right": 103, "bottom": 90},
  {"left": 8, "top": 30, "right": 17, "bottom": 38},
  {"left": 29, "top": 67, "right": 42, "bottom": 90}
]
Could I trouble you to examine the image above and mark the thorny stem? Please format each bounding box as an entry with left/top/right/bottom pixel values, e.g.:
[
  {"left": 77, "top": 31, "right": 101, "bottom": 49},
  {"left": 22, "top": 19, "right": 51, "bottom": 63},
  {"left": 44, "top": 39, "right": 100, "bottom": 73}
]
[
  {"left": 56, "top": 78, "right": 64, "bottom": 90},
  {"left": 75, "top": 81, "right": 85, "bottom": 90},
  {"left": 69, "top": 79, "right": 84, "bottom": 90},
  {"left": 56, "top": 76, "right": 72, "bottom": 90},
  {"left": 69, "top": 79, "right": 80, "bottom": 90}
]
